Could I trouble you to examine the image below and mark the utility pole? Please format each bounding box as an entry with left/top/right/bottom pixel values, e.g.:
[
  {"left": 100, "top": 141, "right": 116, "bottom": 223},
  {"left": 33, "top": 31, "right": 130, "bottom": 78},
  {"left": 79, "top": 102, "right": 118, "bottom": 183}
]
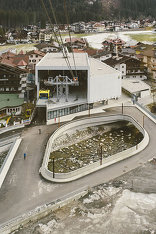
[
  {"left": 98, "top": 143, "right": 103, "bottom": 165},
  {"left": 88, "top": 106, "right": 90, "bottom": 117},
  {"left": 143, "top": 115, "right": 145, "bottom": 128},
  {"left": 58, "top": 116, "right": 60, "bottom": 128},
  {"left": 100, "top": 145, "right": 102, "bottom": 165},
  {"left": 122, "top": 103, "right": 124, "bottom": 115},
  {"left": 52, "top": 157, "right": 55, "bottom": 178}
]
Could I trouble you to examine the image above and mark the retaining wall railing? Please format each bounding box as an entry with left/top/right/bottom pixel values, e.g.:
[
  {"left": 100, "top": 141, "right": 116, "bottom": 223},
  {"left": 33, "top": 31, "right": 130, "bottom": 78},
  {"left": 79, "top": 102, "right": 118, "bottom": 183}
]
[
  {"left": 136, "top": 102, "right": 156, "bottom": 121},
  {"left": 40, "top": 114, "right": 149, "bottom": 182},
  {"left": 0, "top": 137, "right": 22, "bottom": 188}
]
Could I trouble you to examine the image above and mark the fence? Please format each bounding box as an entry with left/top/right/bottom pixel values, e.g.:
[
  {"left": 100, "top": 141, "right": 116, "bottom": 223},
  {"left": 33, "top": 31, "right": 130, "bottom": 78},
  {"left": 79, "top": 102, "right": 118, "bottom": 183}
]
[
  {"left": 136, "top": 102, "right": 156, "bottom": 120},
  {"left": 0, "top": 107, "right": 36, "bottom": 135},
  {"left": 0, "top": 137, "right": 22, "bottom": 188}
]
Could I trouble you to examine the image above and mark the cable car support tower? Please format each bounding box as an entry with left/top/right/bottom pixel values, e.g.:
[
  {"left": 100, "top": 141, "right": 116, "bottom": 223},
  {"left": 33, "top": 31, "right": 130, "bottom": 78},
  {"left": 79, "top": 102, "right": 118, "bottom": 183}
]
[{"left": 44, "top": 75, "right": 79, "bottom": 102}]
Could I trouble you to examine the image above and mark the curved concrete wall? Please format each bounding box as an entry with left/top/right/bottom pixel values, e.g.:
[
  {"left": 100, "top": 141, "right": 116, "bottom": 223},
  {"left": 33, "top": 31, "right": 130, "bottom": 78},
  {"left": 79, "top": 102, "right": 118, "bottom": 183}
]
[
  {"left": 40, "top": 114, "right": 149, "bottom": 182},
  {"left": 0, "top": 137, "right": 22, "bottom": 188}
]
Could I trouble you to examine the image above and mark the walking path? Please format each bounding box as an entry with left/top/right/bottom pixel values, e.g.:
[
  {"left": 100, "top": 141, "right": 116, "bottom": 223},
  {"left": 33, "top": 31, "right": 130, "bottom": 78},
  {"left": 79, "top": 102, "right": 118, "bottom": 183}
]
[{"left": 0, "top": 105, "right": 155, "bottom": 225}]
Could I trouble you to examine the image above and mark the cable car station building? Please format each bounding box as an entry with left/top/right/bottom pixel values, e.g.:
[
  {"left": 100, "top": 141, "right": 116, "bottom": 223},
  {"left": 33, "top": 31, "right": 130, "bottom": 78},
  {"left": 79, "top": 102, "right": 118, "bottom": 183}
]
[{"left": 35, "top": 52, "right": 121, "bottom": 124}]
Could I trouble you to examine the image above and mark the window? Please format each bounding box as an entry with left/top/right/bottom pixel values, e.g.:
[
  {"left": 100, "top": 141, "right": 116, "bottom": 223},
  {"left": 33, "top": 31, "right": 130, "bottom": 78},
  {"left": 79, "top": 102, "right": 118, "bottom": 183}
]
[
  {"left": 30, "top": 55, "right": 33, "bottom": 58},
  {"left": 36, "top": 55, "right": 38, "bottom": 58},
  {"left": 53, "top": 110, "right": 57, "bottom": 118},
  {"left": 32, "top": 59, "right": 36, "bottom": 63}
]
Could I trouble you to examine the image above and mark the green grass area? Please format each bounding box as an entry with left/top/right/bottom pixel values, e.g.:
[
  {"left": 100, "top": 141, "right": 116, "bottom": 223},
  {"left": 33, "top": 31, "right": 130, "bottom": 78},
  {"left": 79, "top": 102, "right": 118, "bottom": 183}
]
[
  {"left": 126, "top": 33, "right": 156, "bottom": 42},
  {"left": 0, "top": 43, "right": 37, "bottom": 53}
]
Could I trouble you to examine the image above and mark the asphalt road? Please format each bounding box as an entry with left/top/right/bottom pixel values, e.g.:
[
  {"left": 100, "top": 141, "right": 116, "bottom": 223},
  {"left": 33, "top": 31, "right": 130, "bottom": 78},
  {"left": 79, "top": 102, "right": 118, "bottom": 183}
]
[{"left": 0, "top": 106, "right": 155, "bottom": 224}]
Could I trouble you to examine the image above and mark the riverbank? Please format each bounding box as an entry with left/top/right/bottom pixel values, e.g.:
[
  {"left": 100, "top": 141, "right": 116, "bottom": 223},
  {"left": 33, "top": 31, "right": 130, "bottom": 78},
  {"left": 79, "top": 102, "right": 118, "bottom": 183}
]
[{"left": 16, "top": 159, "right": 156, "bottom": 234}]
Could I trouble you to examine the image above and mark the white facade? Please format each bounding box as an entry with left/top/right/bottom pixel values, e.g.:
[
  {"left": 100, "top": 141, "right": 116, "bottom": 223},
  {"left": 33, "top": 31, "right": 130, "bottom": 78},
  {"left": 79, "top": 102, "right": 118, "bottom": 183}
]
[
  {"left": 114, "top": 62, "right": 147, "bottom": 80},
  {"left": 29, "top": 53, "right": 44, "bottom": 70},
  {"left": 36, "top": 53, "right": 121, "bottom": 102},
  {"left": 89, "top": 58, "right": 121, "bottom": 103},
  {"left": 41, "top": 46, "right": 59, "bottom": 53},
  {"left": 100, "top": 53, "right": 112, "bottom": 62},
  {"left": 114, "top": 63, "right": 126, "bottom": 77},
  {"left": 35, "top": 53, "right": 121, "bottom": 123}
]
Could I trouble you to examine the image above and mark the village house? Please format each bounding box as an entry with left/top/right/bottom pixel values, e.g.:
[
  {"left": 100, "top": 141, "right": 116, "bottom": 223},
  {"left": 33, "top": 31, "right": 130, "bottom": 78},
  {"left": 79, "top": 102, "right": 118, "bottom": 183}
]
[
  {"left": 102, "top": 39, "right": 125, "bottom": 52},
  {"left": 134, "top": 43, "right": 156, "bottom": 80},
  {"left": 0, "top": 63, "right": 28, "bottom": 95},
  {"left": 104, "top": 55, "right": 147, "bottom": 80},
  {"left": 142, "top": 46, "right": 156, "bottom": 80},
  {"left": 27, "top": 50, "right": 45, "bottom": 71},
  {"left": 64, "top": 37, "right": 87, "bottom": 49},
  {"left": 35, "top": 42, "right": 60, "bottom": 53},
  {"left": 0, "top": 50, "right": 29, "bottom": 70},
  {"left": 70, "top": 22, "right": 86, "bottom": 33},
  {"left": 39, "top": 30, "right": 53, "bottom": 43}
]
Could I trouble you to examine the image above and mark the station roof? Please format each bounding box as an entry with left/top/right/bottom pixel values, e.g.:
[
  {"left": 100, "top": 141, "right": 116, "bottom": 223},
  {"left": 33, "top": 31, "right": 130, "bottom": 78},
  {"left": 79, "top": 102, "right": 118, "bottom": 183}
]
[
  {"left": 122, "top": 79, "right": 150, "bottom": 94},
  {"left": 89, "top": 58, "right": 121, "bottom": 76},
  {"left": 36, "top": 52, "right": 89, "bottom": 70}
]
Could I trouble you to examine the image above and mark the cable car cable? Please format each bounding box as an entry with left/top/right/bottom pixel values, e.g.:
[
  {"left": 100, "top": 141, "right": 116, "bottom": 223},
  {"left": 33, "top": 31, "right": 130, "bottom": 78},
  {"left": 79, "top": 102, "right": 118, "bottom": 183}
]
[
  {"left": 63, "top": 0, "right": 78, "bottom": 77},
  {"left": 48, "top": 0, "right": 76, "bottom": 78}
]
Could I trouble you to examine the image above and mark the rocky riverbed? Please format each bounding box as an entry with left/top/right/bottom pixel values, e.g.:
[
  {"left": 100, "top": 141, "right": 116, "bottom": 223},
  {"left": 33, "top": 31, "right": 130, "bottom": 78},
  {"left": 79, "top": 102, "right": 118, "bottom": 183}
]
[{"left": 48, "top": 121, "right": 143, "bottom": 173}]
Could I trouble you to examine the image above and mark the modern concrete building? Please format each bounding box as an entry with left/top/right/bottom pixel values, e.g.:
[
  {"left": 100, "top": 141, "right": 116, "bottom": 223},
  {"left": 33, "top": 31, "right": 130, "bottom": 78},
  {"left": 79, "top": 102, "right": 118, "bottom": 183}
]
[
  {"left": 35, "top": 52, "right": 121, "bottom": 124},
  {"left": 122, "top": 79, "right": 151, "bottom": 99}
]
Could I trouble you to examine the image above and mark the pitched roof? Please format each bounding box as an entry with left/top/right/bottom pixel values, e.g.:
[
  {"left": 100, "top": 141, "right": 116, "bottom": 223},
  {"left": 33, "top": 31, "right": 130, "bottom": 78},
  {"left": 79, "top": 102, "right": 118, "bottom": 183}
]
[
  {"left": 17, "top": 59, "right": 27, "bottom": 66},
  {"left": 35, "top": 42, "right": 59, "bottom": 50},
  {"left": 72, "top": 49, "right": 85, "bottom": 53},
  {"left": 142, "top": 48, "right": 156, "bottom": 58},
  {"left": 12, "top": 54, "right": 29, "bottom": 66},
  {"left": 104, "top": 56, "right": 142, "bottom": 67},
  {"left": 65, "top": 37, "right": 85, "bottom": 44},
  {"left": 104, "top": 55, "right": 130, "bottom": 66},
  {"left": 0, "top": 53, "right": 29, "bottom": 68},
  {"left": 102, "top": 38, "right": 125, "bottom": 45},
  {"left": 0, "top": 94, "right": 24, "bottom": 110},
  {"left": 0, "top": 62, "right": 27, "bottom": 74},
  {"left": 27, "top": 50, "right": 45, "bottom": 57}
]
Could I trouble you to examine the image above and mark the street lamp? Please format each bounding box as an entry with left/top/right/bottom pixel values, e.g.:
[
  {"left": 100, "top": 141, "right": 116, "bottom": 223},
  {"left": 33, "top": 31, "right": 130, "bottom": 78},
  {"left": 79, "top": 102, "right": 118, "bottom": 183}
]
[{"left": 52, "top": 157, "right": 55, "bottom": 178}]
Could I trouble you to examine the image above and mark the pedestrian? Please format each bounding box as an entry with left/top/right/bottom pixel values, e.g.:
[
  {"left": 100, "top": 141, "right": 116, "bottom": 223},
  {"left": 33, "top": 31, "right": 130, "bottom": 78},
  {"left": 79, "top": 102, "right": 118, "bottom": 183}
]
[{"left": 24, "top": 153, "right": 26, "bottom": 160}]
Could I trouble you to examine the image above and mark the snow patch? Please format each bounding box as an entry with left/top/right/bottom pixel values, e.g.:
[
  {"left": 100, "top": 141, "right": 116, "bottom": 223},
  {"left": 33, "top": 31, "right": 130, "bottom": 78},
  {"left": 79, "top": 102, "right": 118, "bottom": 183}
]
[{"left": 39, "top": 219, "right": 64, "bottom": 234}]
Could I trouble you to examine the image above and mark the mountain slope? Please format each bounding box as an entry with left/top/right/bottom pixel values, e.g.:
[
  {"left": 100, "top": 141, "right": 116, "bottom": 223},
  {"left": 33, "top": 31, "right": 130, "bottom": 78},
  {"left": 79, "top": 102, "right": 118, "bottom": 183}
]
[{"left": 0, "top": 0, "right": 155, "bottom": 28}]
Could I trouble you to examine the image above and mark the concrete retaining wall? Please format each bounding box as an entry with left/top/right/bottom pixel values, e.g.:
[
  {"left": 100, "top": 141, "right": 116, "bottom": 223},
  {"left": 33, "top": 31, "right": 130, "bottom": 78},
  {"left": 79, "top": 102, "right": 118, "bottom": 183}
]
[
  {"left": 0, "top": 187, "right": 88, "bottom": 234},
  {"left": 40, "top": 114, "right": 149, "bottom": 182},
  {"left": 135, "top": 103, "right": 156, "bottom": 124},
  {"left": 0, "top": 138, "right": 17, "bottom": 153},
  {"left": 0, "top": 137, "right": 22, "bottom": 189},
  {"left": 0, "top": 124, "right": 24, "bottom": 135}
]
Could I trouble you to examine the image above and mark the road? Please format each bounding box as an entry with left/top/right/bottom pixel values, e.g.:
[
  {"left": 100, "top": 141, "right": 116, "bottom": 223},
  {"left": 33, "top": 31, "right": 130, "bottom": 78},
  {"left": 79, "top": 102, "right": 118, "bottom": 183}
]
[{"left": 0, "top": 106, "right": 155, "bottom": 224}]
